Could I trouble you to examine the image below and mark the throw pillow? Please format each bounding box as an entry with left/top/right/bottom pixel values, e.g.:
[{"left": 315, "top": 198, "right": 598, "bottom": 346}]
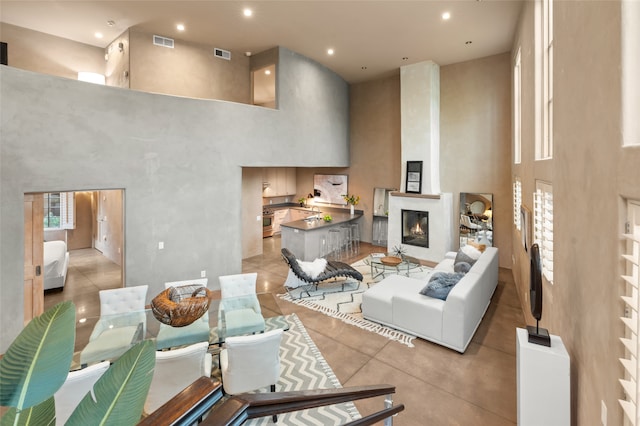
[
  {"left": 454, "top": 261, "right": 472, "bottom": 274},
  {"left": 467, "top": 240, "right": 487, "bottom": 252},
  {"left": 420, "top": 272, "right": 465, "bottom": 301},
  {"left": 296, "top": 258, "right": 328, "bottom": 279},
  {"left": 454, "top": 244, "right": 482, "bottom": 269}
]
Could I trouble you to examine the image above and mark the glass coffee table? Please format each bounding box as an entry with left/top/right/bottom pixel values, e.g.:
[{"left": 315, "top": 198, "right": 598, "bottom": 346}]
[{"left": 364, "top": 253, "right": 423, "bottom": 280}]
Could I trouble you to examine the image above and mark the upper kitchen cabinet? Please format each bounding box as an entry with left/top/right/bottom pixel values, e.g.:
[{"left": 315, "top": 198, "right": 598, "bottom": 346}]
[{"left": 262, "top": 167, "right": 296, "bottom": 197}]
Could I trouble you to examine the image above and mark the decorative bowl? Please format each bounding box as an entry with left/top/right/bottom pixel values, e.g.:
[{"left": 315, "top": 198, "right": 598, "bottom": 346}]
[{"left": 380, "top": 256, "right": 402, "bottom": 266}]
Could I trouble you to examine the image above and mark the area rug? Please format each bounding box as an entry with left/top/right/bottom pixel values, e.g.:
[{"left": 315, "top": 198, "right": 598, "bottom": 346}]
[
  {"left": 279, "top": 259, "right": 432, "bottom": 348},
  {"left": 212, "top": 314, "right": 361, "bottom": 425}
]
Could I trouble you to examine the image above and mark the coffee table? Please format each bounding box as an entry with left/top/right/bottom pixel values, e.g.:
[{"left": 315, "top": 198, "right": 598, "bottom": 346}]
[{"left": 364, "top": 253, "right": 423, "bottom": 280}]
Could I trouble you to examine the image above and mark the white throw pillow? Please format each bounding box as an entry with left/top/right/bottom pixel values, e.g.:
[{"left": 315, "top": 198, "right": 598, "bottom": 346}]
[{"left": 296, "top": 258, "right": 328, "bottom": 279}]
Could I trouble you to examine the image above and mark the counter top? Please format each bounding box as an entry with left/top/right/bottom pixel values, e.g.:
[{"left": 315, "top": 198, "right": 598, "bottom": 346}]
[{"left": 280, "top": 212, "right": 362, "bottom": 231}]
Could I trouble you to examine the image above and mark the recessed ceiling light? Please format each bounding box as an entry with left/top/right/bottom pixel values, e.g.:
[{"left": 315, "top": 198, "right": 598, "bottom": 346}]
[
  {"left": 442, "top": 11, "right": 451, "bottom": 20},
  {"left": 245, "top": 51, "right": 252, "bottom": 57},
  {"left": 95, "top": 32, "right": 103, "bottom": 39},
  {"left": 243, "top": 8, "right": 253, "bottom": 17},
  {"left": 106, "top": 20, "right": 116, "bottom": 27},
  {"left": 327, "top": 48, "right": 334, "bottom": 55},
  {"left": 177, "top": 24, "right": 185, "bottom": 31},
  {"left": 402, "top": 57, "right": 409, "bottom": 61},
  {"left": 361, "top": 66, "right": 367, "bottom": 70},
  {"left": 465, "top": 40, "right": 473, "bottom": 45},
  {"left": 265, "top": 70, "right": 271, "bottom": 75}
]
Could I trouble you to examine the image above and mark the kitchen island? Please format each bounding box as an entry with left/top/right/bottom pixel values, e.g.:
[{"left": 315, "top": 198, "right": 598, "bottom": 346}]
[{"left": 280, "top": 211, "right": 362, "bottom": 261}]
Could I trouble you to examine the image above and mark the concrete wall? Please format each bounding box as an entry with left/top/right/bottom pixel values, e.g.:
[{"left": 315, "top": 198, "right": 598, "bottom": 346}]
[
  {"left": 512, "top": 1, "right": 640, "bottom": 424},
  {"left": 0, "top": 46, "right": 349, "bottom": 352}
]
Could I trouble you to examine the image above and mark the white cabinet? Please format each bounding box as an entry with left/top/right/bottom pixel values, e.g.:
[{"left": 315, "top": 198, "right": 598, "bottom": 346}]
[
  {"left": 272, "top": 209, "right": 290, "bottom": 233},
  {"left": 516, "top": 328, "right": 570, "bottom": 426},
  {"left": 263, "top": 167, "right": 296, "bottom": 197},
  {"left": 289, "top": 208, "right": 315, "bottom": 222}
]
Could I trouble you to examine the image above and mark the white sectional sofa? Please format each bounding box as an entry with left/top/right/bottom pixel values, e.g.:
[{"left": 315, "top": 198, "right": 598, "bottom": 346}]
[{"left": 362, "top": 246, "right": 499, "bottom": 353}]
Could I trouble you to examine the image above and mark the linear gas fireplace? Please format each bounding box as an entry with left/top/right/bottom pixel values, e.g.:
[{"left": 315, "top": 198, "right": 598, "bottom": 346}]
[{"left": 402, "top": 209, "right": 429, "bottom": 248}]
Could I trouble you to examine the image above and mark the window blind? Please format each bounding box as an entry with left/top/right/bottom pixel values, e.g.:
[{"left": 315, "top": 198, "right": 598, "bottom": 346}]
[
  {"left": 620, "top": 203, "right": 640, "bottom": 425},
  {"left": 60, "top": 192, "right": 75, "bottom": 230},
  {"left": 514, "top": 178, "right": 522, "bottom": 231},
  {"left": 534, "top": 182, "right": 553, "bottom": 283}
]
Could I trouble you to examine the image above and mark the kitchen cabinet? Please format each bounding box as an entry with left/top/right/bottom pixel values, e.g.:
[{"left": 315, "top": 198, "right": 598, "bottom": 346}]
[
  {"left": 289, "top": 208, "right": 315, "bottom": 222},
  {"left": 262, "top": 167, "right": 296, "bottom": 197}
]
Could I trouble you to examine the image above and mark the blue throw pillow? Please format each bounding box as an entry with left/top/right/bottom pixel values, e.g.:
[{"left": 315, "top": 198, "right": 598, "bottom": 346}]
[{"left": 420, "top": 272, "right": 465, "bottom": 301}]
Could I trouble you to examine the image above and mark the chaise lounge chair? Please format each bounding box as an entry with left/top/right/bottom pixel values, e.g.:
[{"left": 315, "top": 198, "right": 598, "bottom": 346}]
[{"left": 281, "top": 248, "right": 364, "bottom": 299}]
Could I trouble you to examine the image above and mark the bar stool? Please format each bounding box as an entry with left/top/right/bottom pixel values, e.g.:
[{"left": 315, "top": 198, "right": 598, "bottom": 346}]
[
  {"left": 318, "top": 235, "right": 328, "bottom": 258},
  {"left": 349, "top": 222, "right": 360, "bottom": 254},
  {"left": 326, "top": 229, "right": 343, "bottom": 260},
  {"left": 340, "top": 225, "right": 353, "bottom": 258}
]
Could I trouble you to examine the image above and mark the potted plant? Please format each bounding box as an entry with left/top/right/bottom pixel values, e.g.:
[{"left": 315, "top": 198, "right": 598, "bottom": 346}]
[
  {"left": 342, "top": 194, "right": 360, "bottom": 215},
  {"left": 0, "top": 301, "right": 155, "bottom": 425},
  {"left": 298, "top": 197, "right": 307, "bottom": 207}
]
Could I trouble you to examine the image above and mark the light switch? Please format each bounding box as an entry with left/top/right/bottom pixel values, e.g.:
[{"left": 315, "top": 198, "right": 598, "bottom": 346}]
[{"left": 158, "top": 242, "right": 164, "bottom": 250}]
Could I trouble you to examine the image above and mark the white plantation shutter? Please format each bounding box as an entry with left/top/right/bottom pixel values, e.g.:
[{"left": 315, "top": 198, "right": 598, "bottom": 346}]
[
  {"left": 514, "top": 178, "right": 522, "bottom": 231},
  {"left": 534, "top": 182, "right": 553, "bottom": 283},
  {"left": 620, "top": 201, "right": 640, "bottom": 425},
  {"left": 60, "top": 192, "right": 75, "bottom": 229}
]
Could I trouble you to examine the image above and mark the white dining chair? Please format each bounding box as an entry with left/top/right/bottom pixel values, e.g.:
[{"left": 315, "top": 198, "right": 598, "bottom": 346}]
[
  {"left": 144, "top": 341, "right": 212, "bottom": 414},
  {"left": 155, "top": 279, "right": 211, "bottom": 349},
  {"left": 54, "top": 361, "right": 110, "bottom": 425},
  {"left": 218, "top": 273, "right": 265, "bottom": 337},
  {"left": 80, "top": 285, "right": 148, "bottom": 365}
]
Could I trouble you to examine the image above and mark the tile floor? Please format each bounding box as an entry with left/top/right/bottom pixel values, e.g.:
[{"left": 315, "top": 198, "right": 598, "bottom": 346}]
[{"left": 47, "top": 238, "right": 525, "bottom": 425}]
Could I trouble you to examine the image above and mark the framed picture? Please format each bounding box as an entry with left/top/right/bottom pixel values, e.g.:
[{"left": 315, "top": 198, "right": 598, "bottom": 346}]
[
  {"left": 313, "top": 174, "right": 348, "bottom": 205},
  {"left": 405, "top": 161, "right": 422, "bottom": 194},
  {"left": 520, "top": 205, "right": 531, "bottom": 252}
]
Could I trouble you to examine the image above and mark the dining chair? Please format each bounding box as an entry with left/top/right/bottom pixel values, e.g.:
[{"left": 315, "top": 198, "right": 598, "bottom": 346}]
[
  {"left": 54, "top": 361, "right": 110, "bottom": 425},
  {"left": 155, "top": 279, "right": 211, "bottom": 349},
  {"left": 220, "top": 329, "right": 283, "bottom": 421},
  {"left": 80, "top": 285, "right": 148, "bottom": 365},
  {"left": 218, "top": 273, "right": 265, "bottom": 337},
  {"left": 145, "top": 341, "right": 212, "bottom": 414}
]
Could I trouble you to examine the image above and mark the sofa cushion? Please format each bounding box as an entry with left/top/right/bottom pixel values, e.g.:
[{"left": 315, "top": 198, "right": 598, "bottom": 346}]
[{"left": 420, "top": 272, "right": 465, "bottom": 301}]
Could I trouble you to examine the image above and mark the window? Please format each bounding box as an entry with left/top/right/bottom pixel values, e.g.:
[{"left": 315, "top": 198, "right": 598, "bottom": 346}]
[
  {"left": 514, "top": 48, "right": 522, "bottom": 164},
  {"left": 622, "top": 0, "right": 640, "bottom": 146},
  {"left": 535, "top": 0, "right": 553, "bottom": 160},
  {"left": 513, "top": 177, "right": 522, "bottom": 230},
  {"left": 533, "top": 181, "right": 553, "bottom": 283},
  {"left": 43, "top": 192, "right": 75, "bottom": 229},
  {"left": 619, "top": 200, "right": 640, "bottom": 423}
]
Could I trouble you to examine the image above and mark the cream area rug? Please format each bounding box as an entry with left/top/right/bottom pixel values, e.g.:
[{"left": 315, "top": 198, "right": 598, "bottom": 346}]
[
  {"left": 212, "top": 314, "right": 361, "bottom": 425},
  {"left": 279, "top": 259, "right": 432, "bottom": 348}
]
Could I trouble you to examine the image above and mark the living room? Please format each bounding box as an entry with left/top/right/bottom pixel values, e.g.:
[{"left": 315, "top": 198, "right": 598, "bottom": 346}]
[{"left": 2, "top": 1, "right": 640, "bottom": 424}]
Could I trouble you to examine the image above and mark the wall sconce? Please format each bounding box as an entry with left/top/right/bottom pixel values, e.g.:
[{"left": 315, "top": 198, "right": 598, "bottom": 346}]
[{"left": 118, "top": 42, "right": 124, "bottom": 52}]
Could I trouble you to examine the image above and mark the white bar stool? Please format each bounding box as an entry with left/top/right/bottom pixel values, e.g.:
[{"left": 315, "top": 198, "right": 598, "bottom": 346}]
[{"left": 349, "top": 222, "right": 360, "bottom": 254}]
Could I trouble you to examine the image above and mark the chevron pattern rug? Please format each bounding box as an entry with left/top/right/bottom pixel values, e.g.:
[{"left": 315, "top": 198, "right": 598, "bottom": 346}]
[
  {"left": 212, "top": 314, "right": 361, "bottom": 425},
  {"left": 280, "top": 259, "right": 432, "bottom": 348}
]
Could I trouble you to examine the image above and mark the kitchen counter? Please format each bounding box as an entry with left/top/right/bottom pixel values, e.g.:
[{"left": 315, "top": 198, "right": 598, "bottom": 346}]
[{"left": 280, "top": 211, "right": 362, "bottom": 261}]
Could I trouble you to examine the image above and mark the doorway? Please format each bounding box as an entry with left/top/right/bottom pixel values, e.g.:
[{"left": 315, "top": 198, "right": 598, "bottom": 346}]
[{"left": 24, "top": 189, "right": 125, "bottom": 321}]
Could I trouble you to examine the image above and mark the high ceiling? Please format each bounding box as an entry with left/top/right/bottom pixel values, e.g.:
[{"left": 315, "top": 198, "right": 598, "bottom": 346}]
[{"left": 0, "top": 1, "right": 524, "bottom": 83}]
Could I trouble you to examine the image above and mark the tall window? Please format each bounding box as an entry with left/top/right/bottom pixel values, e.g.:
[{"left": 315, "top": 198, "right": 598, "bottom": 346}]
[
  {"left": 43, "top": 192, "right": 75, "bottom": 229},
  {"left": 534, "top": 181, "right": 553, "bottom": 283},
  {"left": 622, "top": 0, "right": 640, "bottom": 146},
  {"left": 536, "top": 0, "right": 553, "bottom": 160},
  {"left": 619, "top": 200, "right": 640, "bottom": 424},
  {"left": 513, "top": 177, "right": 522, "bottom": 230},
  {"left": 514, "top": 48, "right": 522, "bottom": 164}
]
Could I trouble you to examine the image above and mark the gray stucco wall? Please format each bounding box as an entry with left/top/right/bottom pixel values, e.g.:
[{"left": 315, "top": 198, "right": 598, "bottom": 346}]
[{"left": 0, "top": 46, "right": 349, "bottom": 351}]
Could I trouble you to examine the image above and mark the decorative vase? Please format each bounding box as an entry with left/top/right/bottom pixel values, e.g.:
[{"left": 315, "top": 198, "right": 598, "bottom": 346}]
[{"left": 350, "top": 204, "right": 355, "bottom": 215}]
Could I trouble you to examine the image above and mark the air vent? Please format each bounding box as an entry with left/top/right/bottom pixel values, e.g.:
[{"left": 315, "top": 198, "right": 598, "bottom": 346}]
[
  {"left": 153, "top": 35, "right": 174, "bottom": 48},
  {"left": 214, "top": 48, "right": 231, "bottom": 60}
]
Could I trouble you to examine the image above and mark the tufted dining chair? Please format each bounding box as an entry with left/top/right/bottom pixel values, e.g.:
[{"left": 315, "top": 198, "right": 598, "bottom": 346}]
[
  {"left": 218, "top": 273, "right": 265, "bottom": 337},
  {"left": 144, "top": 341, "right": 213, "bottom": 414},
  {"left": 155, "top": 279, "right": 211, "bottom": 349},
  {"left": 54, "top": 361, "right": 110, "bottom": 425},
  {"left": 80, "top": 285, "right": 148, "bottom": 365}
]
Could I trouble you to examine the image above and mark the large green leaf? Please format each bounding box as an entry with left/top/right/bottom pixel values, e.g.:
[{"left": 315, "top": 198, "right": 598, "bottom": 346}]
[
  {"left": 0, "top": 301, "right": 75, "bottom": 410},
  {"left": 66, "top": 340, "right": 156, "bottom": 426},
  {"left": 0, "top": 396, "right": 55, "bottom": 426}
]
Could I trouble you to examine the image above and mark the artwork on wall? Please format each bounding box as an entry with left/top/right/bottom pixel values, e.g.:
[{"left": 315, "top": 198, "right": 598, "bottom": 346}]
[
  {"left": 405, "top": 161, "right": 422, "bottom": 194},
  {"left": 313, "top": 174, "right": 348, "bottom": 205},
  {"left": 521, "top": 205, "right": 531, "bottom": 253}
]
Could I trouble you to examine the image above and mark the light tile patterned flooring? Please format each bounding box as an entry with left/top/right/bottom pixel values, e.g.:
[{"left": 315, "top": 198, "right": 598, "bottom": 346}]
[{"left": 46, "top": 238, "right": 525, "bottom": 425}]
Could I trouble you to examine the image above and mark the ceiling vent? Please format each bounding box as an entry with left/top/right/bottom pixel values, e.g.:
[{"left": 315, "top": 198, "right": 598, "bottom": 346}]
[
  {"left": 153, "top": 35, "right": 174, "bottom": 48},
  {"left": 214, "top": 48, "right": 231, "bottom": 60}
]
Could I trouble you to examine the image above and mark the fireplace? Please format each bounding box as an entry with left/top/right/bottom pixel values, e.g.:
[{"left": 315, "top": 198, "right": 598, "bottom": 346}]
[{"left": 402, "top": 209, "right": 429, "bottom": 248}]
